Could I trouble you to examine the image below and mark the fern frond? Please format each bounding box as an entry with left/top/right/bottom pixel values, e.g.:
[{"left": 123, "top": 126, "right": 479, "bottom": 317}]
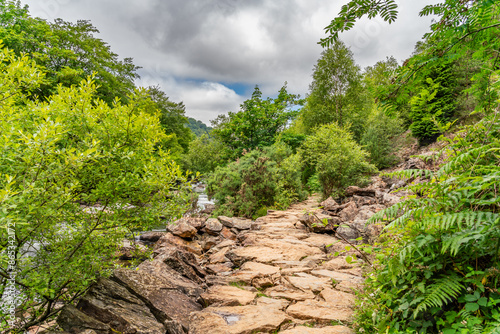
[
  {"left": 438, "top": 144, "right": 494, "bottom": 176},
  {"left": 368, "top": 197, "right": 440, "bottom": 224},
  {"left": 416, "top": 211, "right": 499, "bottom": 232},
  {"left": 441, "top": 228, "right": 489, "bottom": 256},
  {"left": 382, "top": 169, "right": 434, "bottom": 180},
  {"left": 413, "top": 276, "right": 464, "bottom": 318}
]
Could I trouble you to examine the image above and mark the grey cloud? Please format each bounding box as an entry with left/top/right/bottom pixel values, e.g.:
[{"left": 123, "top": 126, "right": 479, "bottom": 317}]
[{"left": 22, "top": 0, "right": 440, "bottom": 123}]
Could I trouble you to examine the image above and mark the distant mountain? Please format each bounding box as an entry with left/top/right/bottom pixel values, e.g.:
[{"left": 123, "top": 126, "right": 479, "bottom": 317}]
[{"left": 187, "top": 117, "right": 213, "bottom": 137}]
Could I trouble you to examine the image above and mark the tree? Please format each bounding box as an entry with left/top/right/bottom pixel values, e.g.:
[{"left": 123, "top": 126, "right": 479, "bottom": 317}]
[
  {"left": 360, "top": 107, "right": 403, "bottom": 169},
  {"left": 300, "top": 40, "right": 368, "bottom": 139},
  {"left": 211, "top": 84, "right": 301, "bottom": 159},
  {"left": 0, "top": 1, "right": 140, "bottom": 104},
  {"left": 181, "top": 134, "right": 226, "bottom": 174},
  {"left": 363, "top": 56, "right": 399, "bottom": 101},
  {"left": 186, "top": 117, "right": 212, "bottom": 137},
  {"left": 0, "top": 46, "right": 191, "bottom": 331},
  {"left": 300, "top": 122, "right": 377, "bottom": 199},
  {"left": 144, "top": 86, "right": 193, "bottom": 154}
]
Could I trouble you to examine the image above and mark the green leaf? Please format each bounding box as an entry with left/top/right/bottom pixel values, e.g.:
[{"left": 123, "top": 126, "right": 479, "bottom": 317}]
[{"left": 465, "top": 303, "right": 479, "bottom": 312}]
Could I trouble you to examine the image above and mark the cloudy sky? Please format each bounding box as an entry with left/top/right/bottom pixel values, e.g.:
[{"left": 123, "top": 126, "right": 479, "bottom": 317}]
[{"left": 22, "top": 0, "right": 438, "bottom": 124}]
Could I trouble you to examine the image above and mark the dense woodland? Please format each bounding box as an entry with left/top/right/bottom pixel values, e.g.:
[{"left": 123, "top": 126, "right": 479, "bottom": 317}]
[{"left": 0, "top": 0, "right": 499, "bottom": 332}]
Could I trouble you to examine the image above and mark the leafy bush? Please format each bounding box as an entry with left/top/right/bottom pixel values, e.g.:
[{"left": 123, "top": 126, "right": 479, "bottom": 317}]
[
  {"left": 181, "top": 134, "right": 226, "bottom": 174},
  {"left": 361, "top": 107, "right": 404, "bottom": 169},
  {"left": 207, "top": 143, "right": 306, "bottom": 218},
  {"left": 357, "top": 111, "right": 500, "bottom": 333},
  {"left": 0, "top": 47, "right": 190, "bottom": 331},
  {"left": 300, "top": 122, "right": 377, "bottom": 199}
]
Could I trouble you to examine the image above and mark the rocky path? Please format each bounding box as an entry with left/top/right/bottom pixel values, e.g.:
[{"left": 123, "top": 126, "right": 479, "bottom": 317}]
[
  {"left": 191, "top": 196, "right": 361, "bottom": 333},
  {"left": 55, "top": 178, "right": 406, "bottom": 334}
]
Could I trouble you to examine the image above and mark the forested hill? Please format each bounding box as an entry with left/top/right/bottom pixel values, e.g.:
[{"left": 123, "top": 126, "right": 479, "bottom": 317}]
[{"left": 187, "top": 117, "right": 213, "bottom": 137}]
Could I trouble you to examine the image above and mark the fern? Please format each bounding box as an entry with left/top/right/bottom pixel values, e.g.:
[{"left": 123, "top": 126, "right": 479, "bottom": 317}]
[{"left": 414, "top": 276, "right": 464, "bottom": 317}]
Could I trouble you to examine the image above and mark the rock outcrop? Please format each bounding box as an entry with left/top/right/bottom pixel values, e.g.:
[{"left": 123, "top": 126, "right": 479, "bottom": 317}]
[{"left": 57, "top": 173, "right": 408, "bottom": 333}]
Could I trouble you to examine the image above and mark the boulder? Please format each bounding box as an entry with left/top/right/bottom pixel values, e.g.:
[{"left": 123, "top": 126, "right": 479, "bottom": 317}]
[
  {"left": 200, "top": 235, "right": 220, "bottom": 251},
  {"left": 286, "top": 273, "right": 331, "bottom": 293},
  {"left": 265, "top": 286, "right": 316, "bottom": 301},
  {"left": 153, "top": 232, "right": 202, "bottom": 255},
  {"left": 206, "top": 263, "right": 233, "bottom": 274},
  {"left": 117, "top": 240, "right": 149, "bottom": 260},
  {"left": 352, "top": 195, "right": 377, "bottom": 206},
  {"left": 76, "top": 278, "right": 165, "bottom": 334},
  {"left": 112, "top": 268, "right": 202, "bottom": 329},
  {"left": 155, "top": 248, "right": 207, "bottom": 284},
  {"left": 200, "top": 203, "right": 216, "bottom": 214},
  {"left": 167, "top": 221, "right": 197, "bottom": 239},
  {"left": 403, "top": 157, "right": 426, "bottom": 170},
  {"left": 139, "top": 231, "right": 167, "bottom": 243},
  {"left": 57, "top": 305, "right": 111, "bottom": 334},
  {"left": 335, "top": 226, "right": 359, "bottom": 243},
  {"left": 184, "top": 217, "right": 207, "bottom": 230},
  {"left": 231, "top": 218, "right": 253, "bottom": 230},
  {"left": 138, "top": 256, "right": 203, "bottom": 299},
  {"left": 255, "top": 296, "right": 290, "bottom": 310},
  {"left": 310, "top": 269, "right": 363, "bottom": 284},
  {"left": 345, "top": 186, "right": 376, "bottom": 197},
  {"left": 320, "top": 288, "right": 355, "bottom": 307},
  {"left": 226, "top": 246, "right": 284, "bottom": 266},
  {"left": 205, "top": 218, "right": 223, "bottom": 235},
  {"left": 320, "top": 197, "right": 340, "bottom": 211},
  {"left": 299, "top": 213, "right": 340, "bottom": 233},
  {"left": 218, "top": 216, "right": 234, "bottom": 228},
  {"left": 220, "top": 227, "right": 237, "bottom": 240},
  {"left": 338, "top": 202, "right": 358, "bottom": 222},
  {"left": 209, "top": 248, "right": 230, "bottom": 264}
]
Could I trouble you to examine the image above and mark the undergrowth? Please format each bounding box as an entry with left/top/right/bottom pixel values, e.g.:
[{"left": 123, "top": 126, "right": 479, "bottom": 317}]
[{"left": 356, "top": 110, "right": 500, "bottom": 333}]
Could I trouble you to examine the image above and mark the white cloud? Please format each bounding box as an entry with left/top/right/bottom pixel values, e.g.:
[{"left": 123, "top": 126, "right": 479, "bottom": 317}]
[{"left": 136, "top": 70, "right": 243, "bottom": 124}]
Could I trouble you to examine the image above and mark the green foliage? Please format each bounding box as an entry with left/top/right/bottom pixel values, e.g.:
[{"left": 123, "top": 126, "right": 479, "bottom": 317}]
[
  {"left": 0, "top": 1, "right": 140, "bottom": 104},
  {"left": 301, "top": 40, "right": 369, "bottom": 139},
  {"left": 360, "top": 107, "right": 404, "bottom": 169},
  {"left": 207, "top": 143, "right": 306, "bottom": 218},
  {"left": 187, "top": 117, "right": 212, "bottom": 137},
  {"left": 408, "top": 63, "right": 458, "bottom": 145},
  {"left": 142, "top": 86, "right": 193, "bottom": 156},
  {"left": 357, "top": 110, "right": 500, "bottom": 333},
  {"left": 320, "top": 0, "right": 398, "bottom": 47},
  {"left": 0, "top": 46, "right": 191, "bottom": 331},
  {"left": 211, "top": 84, "right": 302, "bottom": 159},
  {"left": 181, "top": 134, "right": 226, "bottom": 174},
  {"left": 300, "top": 123, "right": 377, "bottom": 199}
]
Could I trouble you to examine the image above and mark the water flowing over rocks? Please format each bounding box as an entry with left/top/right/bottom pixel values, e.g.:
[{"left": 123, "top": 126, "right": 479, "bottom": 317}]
[{"left": 57, "top": 176, "right": 406, "bottom": 333}]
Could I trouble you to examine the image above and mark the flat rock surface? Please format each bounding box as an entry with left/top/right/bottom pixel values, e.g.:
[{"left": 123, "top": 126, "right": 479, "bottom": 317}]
[
  {"left": 189, "top": 305, "right": 289, "bottom": 334},
  {"left": 201, "top": 285, "right": 256, "bottom": 306},
  {"left": 286, "top": 299, "right": 354, "bottom": 322}
]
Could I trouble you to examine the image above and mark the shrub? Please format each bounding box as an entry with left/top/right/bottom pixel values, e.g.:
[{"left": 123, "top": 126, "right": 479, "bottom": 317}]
[
  {"left": 207, "top": 143, "right": 306, "bottom": 218},
  {"left": 300, "top": 122, "right": 377, "bottom": 198},
  {"left": 361, "top": 107, "right": 404, "bottom": 169}
]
